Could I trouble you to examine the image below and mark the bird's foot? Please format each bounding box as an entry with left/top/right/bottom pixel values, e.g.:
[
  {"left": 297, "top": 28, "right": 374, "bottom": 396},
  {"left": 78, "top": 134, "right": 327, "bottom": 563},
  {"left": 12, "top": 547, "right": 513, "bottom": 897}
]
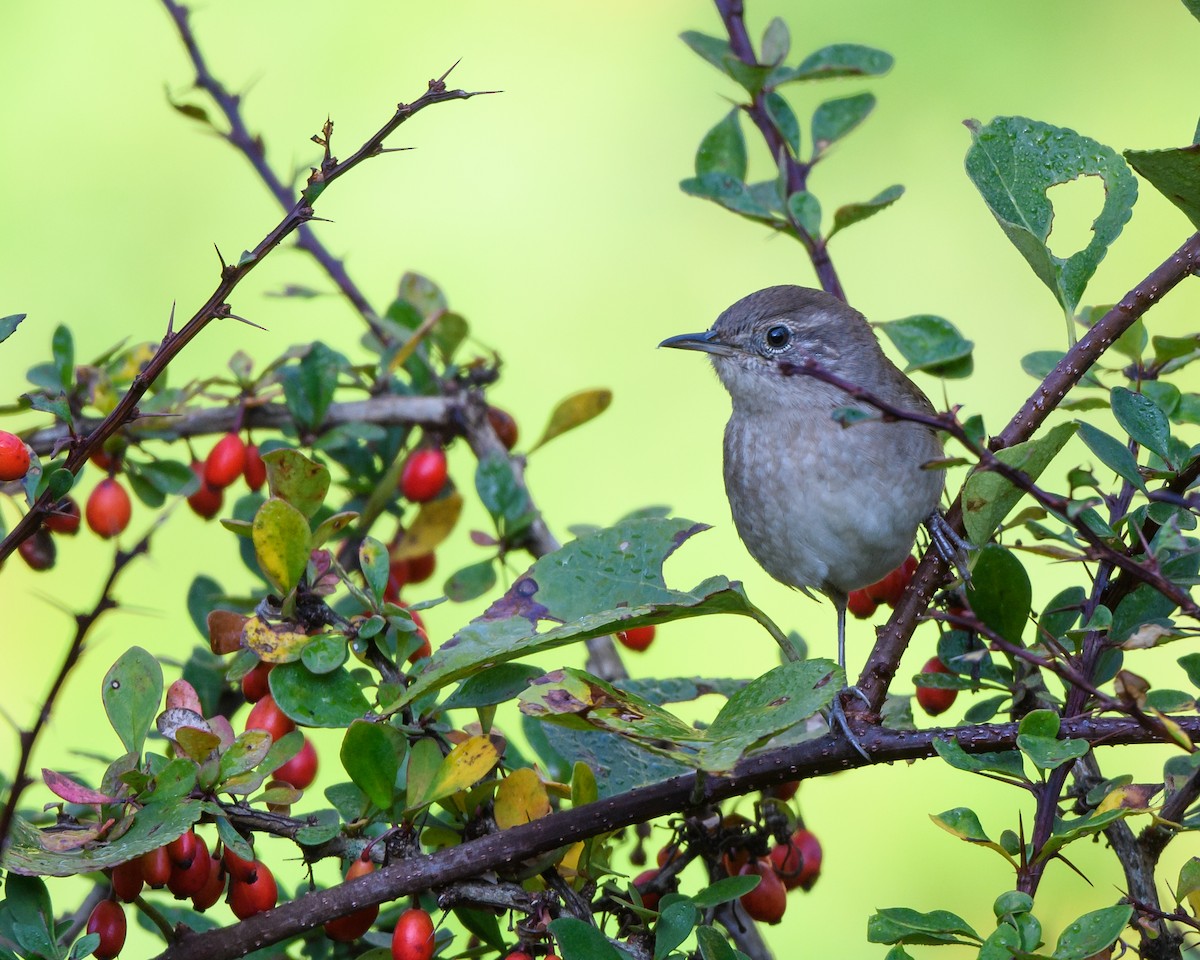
[
  {"left": 827, "top": 686, "right": 871, "bottom": 761},
  {"left": 925, "top": 510, "right": 974, "bottom": 585}
]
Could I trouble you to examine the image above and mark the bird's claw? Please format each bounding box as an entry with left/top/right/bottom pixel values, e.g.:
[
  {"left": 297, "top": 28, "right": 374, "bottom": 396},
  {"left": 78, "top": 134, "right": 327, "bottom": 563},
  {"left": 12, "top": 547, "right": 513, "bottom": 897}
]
[
  {"left": 925, "top": 510, "right": 973, "bottom": 585},
  {"left": 827, "top": 687, "right": 870, "bottom": 761}
]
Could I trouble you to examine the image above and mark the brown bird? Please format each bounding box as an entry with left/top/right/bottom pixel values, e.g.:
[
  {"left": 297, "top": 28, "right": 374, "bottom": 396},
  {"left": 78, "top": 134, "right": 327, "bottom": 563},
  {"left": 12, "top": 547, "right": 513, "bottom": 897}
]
[{"left": 660, "top": 285, "right": 946, "bottom": 677}]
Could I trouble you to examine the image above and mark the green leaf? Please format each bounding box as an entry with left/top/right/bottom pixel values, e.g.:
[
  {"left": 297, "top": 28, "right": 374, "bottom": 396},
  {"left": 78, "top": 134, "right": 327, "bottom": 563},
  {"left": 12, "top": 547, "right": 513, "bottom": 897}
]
[
  {"left": 1076, "top": 421, "right": 1147, "bottom": 494},
  {"left": 760, "top": 17, "right": 789, "bottom": 65},
  {"left": 1111, "top": 552, "right": 1200, "bottom": 642},
  {"left": 680, "top": 173, "right": 775, "bottom": 222},
  {"left": 0, "top": 313, "right": 26, "bottom": 345},
  {"left": 695, "top": 109, "right": 747, "bottom": 180},
  {"left": 389, "top": 518, "right": 786, "bottom": 710},
  {"left": 811, "top": 92, "right": 875, "bottom": 154},
  {"left": 52, "top": 324, "right": 74, "bottom": 389},
  {"left": 475, "top": 454, "right": 534, "bottom": 539},
  {"left": 2, "top": 798, "right": 202, "bottom": 876},
  {"left": 261, "top": 448, "right": 330, "bottom": 518},
  {"left": 868, "top": 907, "right": 981, "bottom": 946},
  {"left": 764, "top": 92, "right": 801, "bottom": 156},
  {"left": 218, "top": 730, "right": 272, "bottom": 781},
  {"left": 453, "top": 907, "right": 506, "bottom": 953},
  {"left": 530, "top": 388, "right": 613, "bottom": 453},
  {"left": 548, "top": 917, "right": 622, "bottom": 960},
  {"left": 680, "top": 31, "right": 734, "bottom": 75},
  {"left": 966, "top": 545, "right": 1031, "bottom": 644},
  {"left": 1124, "top": 144, "right": 1200, "bottom": 230},
  {"left": 932, "top": 739, "right": 1026, "bottom": 780},
  {"left": 1111, "top": 386, "right": 1173, "bottom": 465},
  {"left": 252, "top": 497, "right": 312, "bottom": 595},
  {"left": 102, "top": 647, "right": 163, "bottom": 756},
  {"left": 1038, "top": 586, "right": 1086, "bottom": 643},
  {"left": 441, "top": 664, "right": 545, "bottom": 711},
  {"left": 280, "top": 341, "right": 341, "bottom": 430},
  {"left": 127, "top": 458, "right": 196, "bottom": 498},
  {"left": 340, "top": 720, "right": 405, "bottom": 809},
  {"left": 829, "top": 185, "right": 904, "bottom": 239},
  {"left": 691, "top": 874, "right": 761, "bottom": 908},
  {"left": 1052, "top": 904, "right": 1132, "bottom": 960},
  {"left": 700, "top": 659, "right": 840, "bottom": 770},
  {"left": 878, "top": 314, "right": 974, "bottom": 378},
  {"left": 444, "top": 560, "right": 498, "bottom": 602},
  {"left": 696, "top": 927, "right": 741, "bottom": 960},
  {"left": 4, "top": 875, "right": 56, "bottom": 957},
  {"left": 786, "top": 191, "right": 821, "bottom": 237},
  {"left": 965, "top": 116, "right": 1137, "bottom": 319},
  {"left": 300, "top": 632, "right": 348, "bottom": 674},
  {"left": 186, "top": 576, "right": 225, "bottom": 636},
  {"left": 788, "top": 43, "right": 893, "bottom": 80},
  {"left": 962, "top": 422, "right": 1076, "bottom": 544},
  {"left": 655, "top": 901, "right": 699, "bottom": 959},
  {"left": 359, "top": 536, "right": 389, "bottom": 601},
  {"left": 270, "top": 662, "right": 371, "bottom": 727}
]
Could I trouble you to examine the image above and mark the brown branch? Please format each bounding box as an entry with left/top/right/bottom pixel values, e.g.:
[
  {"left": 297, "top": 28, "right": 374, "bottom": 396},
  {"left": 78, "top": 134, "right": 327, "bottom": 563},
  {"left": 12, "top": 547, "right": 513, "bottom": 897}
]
[
  {"left": 0, "top": 56, "right": 487, "bottom": 566},
  {"left": 152, "top": 713, "right": 1200, "bottom": 960},
  {"left": 857, "top": 231, "right": 1200, "bottom": 709},
  {"left": 0, "top": 528, "right": 154, "bottom": 854}
]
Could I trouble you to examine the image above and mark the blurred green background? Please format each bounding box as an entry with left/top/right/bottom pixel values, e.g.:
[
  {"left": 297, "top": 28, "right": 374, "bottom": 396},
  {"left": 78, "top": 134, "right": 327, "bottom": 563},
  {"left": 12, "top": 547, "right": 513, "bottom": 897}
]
[{"left": 5, "top": 1, "right": 1200, "bottom": 956}]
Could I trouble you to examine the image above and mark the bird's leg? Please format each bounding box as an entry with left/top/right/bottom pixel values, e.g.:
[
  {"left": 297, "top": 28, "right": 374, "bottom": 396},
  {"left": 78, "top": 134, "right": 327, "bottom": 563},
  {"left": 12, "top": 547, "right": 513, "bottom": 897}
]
[
  {"left": 925, "top": 510, "right": 974, "bottom": 584},
  {"left": 827, "top": 596, "right": 870, "bottom": 761}
]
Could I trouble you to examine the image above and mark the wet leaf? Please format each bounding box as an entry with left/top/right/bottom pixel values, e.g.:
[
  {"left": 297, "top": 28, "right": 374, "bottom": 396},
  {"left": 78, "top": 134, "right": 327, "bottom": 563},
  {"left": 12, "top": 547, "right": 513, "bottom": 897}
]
[
  {"left": 494, "top": 767, "right": 551, "bottom": 829},
  {"left": 341, "top": 720, "right": 406, "bottom": 809},
  {"left": 965, "top": 116, "right": 1137, "bottom": 320}
]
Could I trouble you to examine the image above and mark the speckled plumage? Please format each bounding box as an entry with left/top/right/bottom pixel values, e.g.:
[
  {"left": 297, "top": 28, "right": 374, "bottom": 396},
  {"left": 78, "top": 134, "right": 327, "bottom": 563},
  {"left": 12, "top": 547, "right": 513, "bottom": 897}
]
[{"left": 665, "top": 285, "right": 944, "bottom": 609}]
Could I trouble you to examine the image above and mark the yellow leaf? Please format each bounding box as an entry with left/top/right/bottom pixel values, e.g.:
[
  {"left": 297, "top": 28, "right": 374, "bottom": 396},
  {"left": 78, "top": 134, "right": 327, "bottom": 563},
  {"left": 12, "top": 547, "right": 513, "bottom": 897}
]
[
  {"left": 391, "top": 492, "right": 463, "bottom": 560},
  {"left": 556, "top": 841, "right": 585, "bottom": 878},
  {"left": 530, "top": 388, "right": 613, "bottom": 452},
  {"left": 1095, "top": 783, "right": 1159, "bottom": 814},
  {"left": 242, "top": 615, "right": 310, "bottom": 663},
  {"left": 419, "top": 736, "right": 499, "bottom": 807},
  {"left": 494, "top": 768, "right": 552, "bottom": 830},
  {"left": 251, "top": 497, "right": 311, "bottom": 595},
  {"left": 1151, "top": 709, "right": 1195, "bottom": 753}
]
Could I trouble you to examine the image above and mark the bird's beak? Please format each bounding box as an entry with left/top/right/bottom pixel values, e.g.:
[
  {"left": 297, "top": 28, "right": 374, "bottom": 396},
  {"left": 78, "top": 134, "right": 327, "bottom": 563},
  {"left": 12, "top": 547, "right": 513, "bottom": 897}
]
[{"left": 658, "top": 330, "right": 736, "bottom": 357}]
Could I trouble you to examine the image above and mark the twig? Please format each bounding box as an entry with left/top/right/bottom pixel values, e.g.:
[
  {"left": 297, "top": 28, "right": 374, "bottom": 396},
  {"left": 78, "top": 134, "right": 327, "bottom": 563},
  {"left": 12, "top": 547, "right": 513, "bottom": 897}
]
[
  {"left": 0, "top": 46, "right": 486, "bottom": 565},
  {"left": 0, "top": 528, "right": 154, "bottom": 853},
  {"left": 856, "top": 231, "right": 1200, "bottom": 709},
  {"left": 712, "top": 0, "right": 845, "bottom": 300},
  {"left": 151, "top": 713, "right": 1200, "bottom": 960}
]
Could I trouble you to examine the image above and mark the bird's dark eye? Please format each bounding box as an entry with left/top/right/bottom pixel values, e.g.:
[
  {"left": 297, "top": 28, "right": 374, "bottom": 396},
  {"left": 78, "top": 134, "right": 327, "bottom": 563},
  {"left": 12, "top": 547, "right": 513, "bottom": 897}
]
[{"left": 765, "top": 325, "right": 791, "bottom": 350}]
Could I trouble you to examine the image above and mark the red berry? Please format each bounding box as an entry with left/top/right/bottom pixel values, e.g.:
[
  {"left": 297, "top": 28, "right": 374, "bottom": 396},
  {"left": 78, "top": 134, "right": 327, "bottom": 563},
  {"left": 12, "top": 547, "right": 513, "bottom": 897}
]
[
  {"left": 187, "top": 461, "right": 224, "bottom": 520},
  {"left": 110, "top": 857, "right": 144, "bottom": 903},
  {"left": 167, "top": 829, "right": 199, "bottom": 868},
  {"left": 243, "top": 443, "right": 267, "bottom": 492},
  {"left": 504, "top": 953, "right": 534, "bottom": 960},
  {"left": 616, "top": 624, "right": 656, "bottom": 652},
  {"left": 915, "top": 657, "right": 957, "bottom": 716},
  {"left": 865, "top": 555, "right": 919, "bottom": 607},
  {"left": 739, "top": 859, "right": 787, "bottom": 924},
  {"left": 768, "top": 779, "right": 799, "bottom": 802},
  {"left": 222, "top": 844, "right": 258, "bottom": 884},
  {"left": 227, "top": 860, "right": 277, "bottom": 918},
  {"left": 633, "top": 868, "right": 662, "bottom": 910},
  {"left": 486, "top": 406, "right": 519, "bottom": 450},
  {"left": 17, "top": 530, "right": 56, "bottom": 571},
  {"left": 400, "top": 604, "right": 431, "bottom": 663},
  {"left": 204, "top": 433, "right": 247, "bottom": 490},
  {"left": 273, "top": 737, "right": 318, "bottom": 790},
  {"left": 44, "top": 497, "right": 81, "bottom": 535},
  {"left": 141, "top": 845, "right": 172, "bottom": 888},
  {"left": 391, "top": 907, "right": 436, "bottom": 960},
  {"left": 89, "top": 448, "right": 119, "bottom": 471},
  {"left": 241, "top": 661, "right": 273, "bottom": 703},
  {"left": 191, "top": 851, "right": 225, "bottom": 911},
  {"left": 86, "top": 900, "right": 126, "bottom": 960},
  {"left": 245, "top": 693, "right": 295, "bottom": 743},
  {"left": 406, "top": 552, "right": 436, "bottom": 584},
  {"left": 847, "top": 589, "right": 877, "bottom": 619},
  {"left": 323, "top": 855, "right": 379, "bottom": 942},
  {"left": 399, "top": 448, "right": 447, "bottom": 503},
  {"left": 168, "top": 834, "right": 212, "bottom": 898},
  {"left": 0, "top": 431, "right": 30, "bottom": 482},
  {"left": 770, "top": 827, "right": 822, "bottom": 891},
  {"left": 86, "top": 478, "right": 132, "bottom": 539}
]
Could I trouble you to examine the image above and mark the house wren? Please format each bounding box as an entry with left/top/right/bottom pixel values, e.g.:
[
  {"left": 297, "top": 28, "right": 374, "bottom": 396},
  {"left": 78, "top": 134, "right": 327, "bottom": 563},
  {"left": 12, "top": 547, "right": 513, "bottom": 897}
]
[{"left": 660, "top": 285, "right": 945, "bottom": 673}]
